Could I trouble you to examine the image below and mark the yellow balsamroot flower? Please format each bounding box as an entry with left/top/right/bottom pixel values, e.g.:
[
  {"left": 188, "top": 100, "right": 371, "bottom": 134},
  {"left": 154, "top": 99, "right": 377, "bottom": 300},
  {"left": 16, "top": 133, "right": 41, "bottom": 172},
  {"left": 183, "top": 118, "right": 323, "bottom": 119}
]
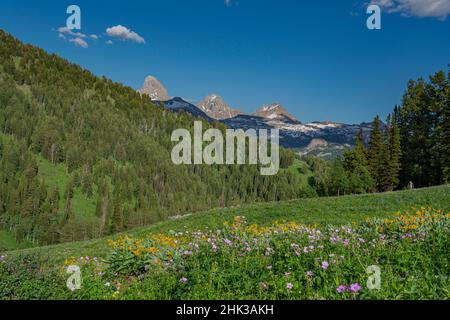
[
  {"left": 147, "top": 247, "right": 157, "bottom": 254},
  {"left": 63, "top": 257, "right": 77, "bottom": 268}
]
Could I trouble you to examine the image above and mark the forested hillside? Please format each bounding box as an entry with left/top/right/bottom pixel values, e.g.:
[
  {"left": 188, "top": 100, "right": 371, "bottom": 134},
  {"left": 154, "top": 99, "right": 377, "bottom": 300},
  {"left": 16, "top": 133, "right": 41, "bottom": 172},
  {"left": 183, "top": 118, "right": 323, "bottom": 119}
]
[{"left": 0, "top": 30, "right": 311, "bottom": 247}]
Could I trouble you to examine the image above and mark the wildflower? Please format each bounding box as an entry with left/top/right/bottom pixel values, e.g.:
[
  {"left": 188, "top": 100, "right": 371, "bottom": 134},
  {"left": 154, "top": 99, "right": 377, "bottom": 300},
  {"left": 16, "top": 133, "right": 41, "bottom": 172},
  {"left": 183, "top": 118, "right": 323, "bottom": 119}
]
[
  {"left": 349, "top": 283, "right": 362, "bottom": 294},
  {"left": 286, "top": 283, "right": 294, "bottom": 290},
  {"left": 337, "top": 285, "right": 347, "bottom": 293},
  {"left": 105, "top": 282, "right": 111, "bottom": 287},
  {"left": 321, "top": 261, "right": 329, "bottom": 269},
  {"left": 306, "top": 271, "right": 313, "bottom": 278},
  {"left": 267, "top": 265, "right": 273, "bottom": 271},
  {"left": 180, "top": 277, "right": 188, "bottom": 284},
  {"left": 224, "top": 239, "right": 233, "bottom": 246}
]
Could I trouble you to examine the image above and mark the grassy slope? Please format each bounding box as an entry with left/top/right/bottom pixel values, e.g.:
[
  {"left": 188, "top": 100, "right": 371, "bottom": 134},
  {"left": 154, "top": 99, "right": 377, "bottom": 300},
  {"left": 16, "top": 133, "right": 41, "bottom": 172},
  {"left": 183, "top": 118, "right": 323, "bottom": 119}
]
[
  {"left": 36, "top": 156, "right": 97, "bottom": 221},
  {"left": 0, "top": 230, "right": 32, "bottom": 251},
  {"left": 8, "top": 185, "right": 450, "bottom": 264}
]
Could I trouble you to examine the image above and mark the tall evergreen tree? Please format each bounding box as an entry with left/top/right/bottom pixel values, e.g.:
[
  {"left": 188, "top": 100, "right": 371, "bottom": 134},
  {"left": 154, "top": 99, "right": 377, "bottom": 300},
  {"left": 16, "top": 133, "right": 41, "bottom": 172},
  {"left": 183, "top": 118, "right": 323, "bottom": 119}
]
[
  {"left": 343, "top": 129, "right": 374, "bottom": 194},
  {"left": 385, "top": 112, "right": 402, "bottom": 190},
  {"left": 442, "top": 73, "right": 450, "bottom": 182},
  {"left": 368, "top": 116, "right": 384, "bottom": 191}
]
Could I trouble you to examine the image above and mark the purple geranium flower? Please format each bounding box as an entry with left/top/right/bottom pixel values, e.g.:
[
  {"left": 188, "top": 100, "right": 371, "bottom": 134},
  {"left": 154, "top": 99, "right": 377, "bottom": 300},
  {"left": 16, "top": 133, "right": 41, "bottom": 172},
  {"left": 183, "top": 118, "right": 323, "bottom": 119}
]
[
  {"left": 349, "top": 283, "right": 362, "bottom": 294},
  {"left": 336, "top": 285, "right": 347, "bottom": 293}
]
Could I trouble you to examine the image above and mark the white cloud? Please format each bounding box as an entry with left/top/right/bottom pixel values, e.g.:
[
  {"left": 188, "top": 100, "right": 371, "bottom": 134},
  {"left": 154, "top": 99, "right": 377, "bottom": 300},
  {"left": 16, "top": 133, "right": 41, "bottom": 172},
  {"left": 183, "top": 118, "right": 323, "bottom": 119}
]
[
  {"left": 90, "top": 34, "right": 99, "bottom": 40},
  {"left": 224, "top": 0, "right": 233, "bottom": 6},
  {"left": 57, "top": 27, "right": 91, "bottom": 48},
  {"left": 106, "top": 40, "right": 113, "bottom": 45},
  {"left": 58, "top": 27, "right": 87, "bottom": 38},
  {"left": 69, "top": 37, "right": 89, "bottom": 48},
  {"left": 371, "top": 0, "right": 450, "bottom": 19},
  {"left": 106, "top": 25, "right": 145, "bottom": 44}
]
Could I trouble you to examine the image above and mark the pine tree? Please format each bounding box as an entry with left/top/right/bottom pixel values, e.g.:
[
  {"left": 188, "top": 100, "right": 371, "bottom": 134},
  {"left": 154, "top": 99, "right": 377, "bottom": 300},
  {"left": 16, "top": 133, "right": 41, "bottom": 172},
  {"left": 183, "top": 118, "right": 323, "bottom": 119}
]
[
  {"left": 439, "top": 69, "right": 450, "bottom": 182},
  {"left": 344, "top": 129, "right": 368, "bottom": 169},
  {"left": 61, "top": 181, "right": 74, "bottom": 225},
  {"left": 368, "top": 116, "right": 384, "bottom": 191},
  {"left": 385, "top": 112, "right": 402, "bottom": 190},
  {"left": 343, "top": 129, "right": 374, "bottom": 194},
  {"left": 109, "top": 193, "right": 124, "bottom": 234}
]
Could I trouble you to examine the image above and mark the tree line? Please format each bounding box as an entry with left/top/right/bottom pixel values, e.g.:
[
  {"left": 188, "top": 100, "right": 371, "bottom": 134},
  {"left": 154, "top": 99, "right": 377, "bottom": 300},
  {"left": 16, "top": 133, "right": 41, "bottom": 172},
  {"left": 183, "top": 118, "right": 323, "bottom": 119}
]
[{"left": 308, "top": 69, "right": 449, "bottom": 196}]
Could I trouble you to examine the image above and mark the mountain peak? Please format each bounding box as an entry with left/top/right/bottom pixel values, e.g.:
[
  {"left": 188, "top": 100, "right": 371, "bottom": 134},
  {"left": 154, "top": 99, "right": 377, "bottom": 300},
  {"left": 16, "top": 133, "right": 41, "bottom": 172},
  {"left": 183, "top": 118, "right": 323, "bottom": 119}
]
[
  {"left": 253, "top": 103, "right": 300, "bottom": 124},
  {"left": 197, "top": 94, "right": 242, "bottom": 120},
  {"left": 138, "top": 75, "right": 170, "bottom": 101}
]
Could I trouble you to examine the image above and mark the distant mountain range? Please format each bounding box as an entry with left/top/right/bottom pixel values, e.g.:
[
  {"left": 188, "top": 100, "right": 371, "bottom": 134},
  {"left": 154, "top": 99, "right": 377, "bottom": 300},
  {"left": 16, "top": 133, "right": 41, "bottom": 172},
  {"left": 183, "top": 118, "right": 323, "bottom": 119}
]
[{"left": 138, "top": 76, "right": 375, "bottom": 158}]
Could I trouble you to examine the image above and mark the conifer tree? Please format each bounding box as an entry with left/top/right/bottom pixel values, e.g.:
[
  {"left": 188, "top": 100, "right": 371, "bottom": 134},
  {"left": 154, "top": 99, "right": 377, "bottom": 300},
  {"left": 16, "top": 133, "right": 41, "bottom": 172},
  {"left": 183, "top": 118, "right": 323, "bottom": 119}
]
[
  {"left": 343, "top": 129, "right": 374, "bottom": 194},
  {"left": 385, "top": 112, "right": 402, "bottom": 190},
  {"left": 368, "top": 116, "right": 384, "bottom": 191},
  {"left": 61, "top": 181, "right": 74, "bottom": 225},
  {"left": 443, "top": 96, "right": 450, "bottom": 182}
]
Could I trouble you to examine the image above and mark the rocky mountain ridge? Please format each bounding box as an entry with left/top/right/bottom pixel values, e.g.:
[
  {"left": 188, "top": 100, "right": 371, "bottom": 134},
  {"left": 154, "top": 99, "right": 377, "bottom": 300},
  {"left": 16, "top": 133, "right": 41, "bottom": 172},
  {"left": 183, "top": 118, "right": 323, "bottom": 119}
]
[{"left": 138, "top": 76, "right": 374, "bottom": 157}]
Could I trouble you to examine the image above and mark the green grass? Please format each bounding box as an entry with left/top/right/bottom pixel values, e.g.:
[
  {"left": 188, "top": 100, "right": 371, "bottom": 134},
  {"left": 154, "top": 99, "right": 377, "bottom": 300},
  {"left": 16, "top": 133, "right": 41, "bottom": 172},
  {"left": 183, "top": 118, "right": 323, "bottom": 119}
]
[
  {"left": 7, "top": 185, "right": 450, "bottom": 265},
  {"left": 1, "top": 185, "right": 449, "bottom": 300},
  {"left": 0, "top": 230, "right": 32, "bottom": 251},
  {"left": 37, "top": 156, "right": 97, "bottom": 221}
]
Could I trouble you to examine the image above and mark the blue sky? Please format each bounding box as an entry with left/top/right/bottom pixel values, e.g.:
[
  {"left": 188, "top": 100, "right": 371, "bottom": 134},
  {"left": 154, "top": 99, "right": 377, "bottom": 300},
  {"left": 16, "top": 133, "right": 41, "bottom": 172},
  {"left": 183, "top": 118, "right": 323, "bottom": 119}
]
[{"left": 0, "top": 0, "right": 449, "bottom": 123}]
